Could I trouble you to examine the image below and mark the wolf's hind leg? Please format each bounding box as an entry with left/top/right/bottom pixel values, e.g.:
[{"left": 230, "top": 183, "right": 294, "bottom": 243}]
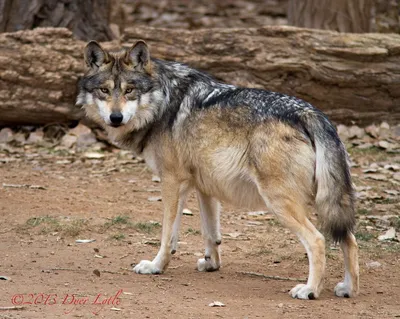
[
  {"left": 334, "top": 232, "right": 359, "bottom": 297},
  {"left": 170, "top": 188, "right": 190, "bottom": 255},
  {"left": 196, "top": 190, "right": 221, "bottom": 272},
  {"left": 256, "top": 182, "right": 326, "bottom": 299}
]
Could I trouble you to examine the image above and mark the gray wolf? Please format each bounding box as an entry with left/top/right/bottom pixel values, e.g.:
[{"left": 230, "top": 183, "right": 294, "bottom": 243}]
[{"left": 77, "top": 40, "right": 359, "bottom": 300}]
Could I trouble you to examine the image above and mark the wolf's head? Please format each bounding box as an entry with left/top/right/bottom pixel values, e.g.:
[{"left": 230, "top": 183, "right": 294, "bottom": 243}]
[{"left": 77, "top": 41, "right": 163, "bottom": 130}]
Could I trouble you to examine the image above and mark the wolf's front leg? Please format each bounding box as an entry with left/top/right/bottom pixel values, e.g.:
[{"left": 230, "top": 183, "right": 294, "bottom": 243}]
[
  {"left": 134, "top": 174, "right": 186, "bottom": 274},
  {"left": 196, "top": 191, "right": 221, "bottom": 272}
]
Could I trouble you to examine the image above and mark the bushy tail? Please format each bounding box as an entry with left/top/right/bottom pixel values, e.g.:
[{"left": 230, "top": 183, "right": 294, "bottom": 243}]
[{"left": 303, "top": 113, "right": 355, "bottom": 243}]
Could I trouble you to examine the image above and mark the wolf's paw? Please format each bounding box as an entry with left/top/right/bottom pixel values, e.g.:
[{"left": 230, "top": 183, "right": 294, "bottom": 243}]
[
  {"left": 334, "top": 282, "right": 355, "bottom": 298},
  {"left": 133, "top": 260, "right": 162, "bottom": 274},
  {"left": 290, "top": 284, "right": 318, "bottom": 300},
  {"left": 197, "top": 257, "right": 220, "bottom": 272}
]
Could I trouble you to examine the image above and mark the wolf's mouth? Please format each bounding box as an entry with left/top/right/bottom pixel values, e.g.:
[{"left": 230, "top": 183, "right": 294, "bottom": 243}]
[{"left": 110, "top": 123, "right": 123, "bottom": 128}]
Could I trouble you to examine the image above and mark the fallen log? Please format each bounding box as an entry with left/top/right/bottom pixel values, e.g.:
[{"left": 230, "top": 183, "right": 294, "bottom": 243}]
[
  {"left": 1, "top": 26, "right": 400, "bottom": 126},
  {"left": 0, "top": 28, "right": 84, "bottom": 126},
  {"left": 123, "top": 26, "right": 400, "bottom": 125}
]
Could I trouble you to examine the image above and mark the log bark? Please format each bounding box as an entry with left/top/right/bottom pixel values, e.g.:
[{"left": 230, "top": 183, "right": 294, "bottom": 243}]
[
  {"left": 287, "top": 0, "right": 373, "bottom": 33},
  {"left": 0, "top": 28, "right": 85, "bottom": 126},
  {"left": 1, "top": 26, "right": 400, "bottom": 126},
  {"left": 123, "top": 26, "right": 400, "bottom": 125}
]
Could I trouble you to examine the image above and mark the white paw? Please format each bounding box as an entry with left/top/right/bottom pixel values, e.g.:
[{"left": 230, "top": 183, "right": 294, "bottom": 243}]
[
  {"left": 290, "top": 284, "right": 318, "bottom": 300},
  {"left": 334, "top": 282, "right": 354, "bottom": 298},
  {"left": 197, "top": 258, "right": 220, "bottom": 272},
  {"left": 133, "top": 260, "right": 162, "bottom": 274}
]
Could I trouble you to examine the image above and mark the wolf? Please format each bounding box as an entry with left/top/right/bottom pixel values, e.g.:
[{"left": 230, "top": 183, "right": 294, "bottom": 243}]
[{"left": 77, "top": 40, "right": 359, "bottom": 300}]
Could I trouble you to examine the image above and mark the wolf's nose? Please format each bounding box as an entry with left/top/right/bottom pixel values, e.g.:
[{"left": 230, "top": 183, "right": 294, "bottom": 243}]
[{"left": 110, "top": 112, "right": 123, "bottom": 125}]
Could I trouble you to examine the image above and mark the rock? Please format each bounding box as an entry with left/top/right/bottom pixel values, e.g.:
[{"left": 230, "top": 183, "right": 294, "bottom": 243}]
[
  {"left": 69, "top": 124, "right": 97, "bottom": 148},
  {"left": 83, "top": 152, "right": 105, "bottom": 159},
  {"left": 225, "top": 232, "right": 242, "bottom": 238},
  {"left": 61, "top": 134, "right": 78, "bottom": 148},
  {"left": 152, "top": 175, "right": 161, "bottom": 183},
  {"left": 348, "top": 126, "right": 365, "bottom": 139},
  {"left": 366, "top": 215, "right": 394, "bottom": 228},
  {"left": 366, "top": 261, "right": 382, "bottom": 269},
  {"left": 246, "top": 221, "right": 263, "bottom": 226},
  {"left": 365, "top": 174, "right": 387, "bottom": 181},
  {"left": 337, "top": 124, "right": 350, "bottom": 141},
  {"left": 357, "top": 143, "right": 373, "bottom": 149},
  {"left": 148, "top": 196, "right": 162, "bottom": 202},
  {"left": 377, "top": 140, "right": 395, "bottom": 150},
  {"left": 393, "top": 173, "right": 400, "bottom": 181},
  {"left": 379, "top": 122, "right": 391, "bottom": 138},
  {"left": 247, "top": 211, "right": 266, "bottom": 216},
  {"left": 26, "top": 130, "right": 44, "bottom": 144},
  {"left": 384, "top": 164, "right": 399, "bottom": 171},
  {"left": 380, "top": 122, "right": 390, "bottom": 130},
  {"left": 365, "top": 124, "right": 379, "bottom": 138},
  {"left": 69, "top": 124, "right": 92, "bottom": 136},
  {"left": 378, "top": 227, "right": 396, "bottom": 241},
  {"left": 393, "top": 125, "right": 400, "bottom": 138},
  {"left": 76, "top": 132, "right": 97, "bottom": 148},
  {"left": 362, "top": 168, "right": 379, "bottom": 173},
  {"left": 0, "top": 128, "right": 13, "bottom": 143},
  {"left": 13, "top": 133, "right": 26, "bottom": 145},
  {"left": 182, "top": 208, "right": 193, "bottom": 216},
  {"left": 384, "top": 189, "right": 399, "bottom": 196}
]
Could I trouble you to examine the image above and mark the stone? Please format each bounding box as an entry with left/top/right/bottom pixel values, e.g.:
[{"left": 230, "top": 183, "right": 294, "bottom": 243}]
[
  {"left": 61, "top": 134, "right": 78, "bottom": 148},
  {"left": 0, "top": 128, "right": 13, "bottom": 143},
  {"left": 348, "top": 126, "right": 365, "bottom": 139},
  {"left": 378, "top": 227, "right": 396, "bottom": 241},
  {"left": 26, "top": 130, "right": 44, "bottom": 144}
]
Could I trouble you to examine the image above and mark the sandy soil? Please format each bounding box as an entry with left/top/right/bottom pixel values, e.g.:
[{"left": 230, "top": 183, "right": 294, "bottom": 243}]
[{"left": 0, "top": 143, "right": 399, "bottom": 319}]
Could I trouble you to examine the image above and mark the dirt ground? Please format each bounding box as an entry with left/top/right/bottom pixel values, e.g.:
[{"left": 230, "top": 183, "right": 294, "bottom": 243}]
[{"left": 0, "top": 138, "right": 399, "bottom": 319}]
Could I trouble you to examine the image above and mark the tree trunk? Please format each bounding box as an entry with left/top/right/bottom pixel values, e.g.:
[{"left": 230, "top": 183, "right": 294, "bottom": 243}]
[
  {"left": 288, "top": 0, "right": 373, "bottom": 33},
  {"left": 1, "top": 26, "right": 400, "bottom": 127},
  {"left": 0, "top": 0, "right": 116, "bottom": 41}
]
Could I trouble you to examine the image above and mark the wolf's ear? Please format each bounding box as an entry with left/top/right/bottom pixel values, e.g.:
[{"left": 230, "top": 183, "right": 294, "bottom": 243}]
[
  {"left": 84, "top": 41, "right": 109, "bottom": 69},
  {"left": 126, "top": 40, "right": 150, "bottom": 71}
]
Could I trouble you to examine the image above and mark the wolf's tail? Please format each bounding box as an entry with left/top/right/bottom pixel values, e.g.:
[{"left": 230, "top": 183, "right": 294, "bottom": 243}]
[{"left": 302, "top": 111, "right": 355, "bottom": 242}]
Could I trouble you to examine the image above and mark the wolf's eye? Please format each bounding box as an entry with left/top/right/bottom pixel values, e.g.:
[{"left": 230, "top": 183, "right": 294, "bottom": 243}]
[
  {"left": 100, "top": 88, "right": 109, "bottom": 94},
  {"left": 125, "top": 88, "right": 133, "bottom": 94}
]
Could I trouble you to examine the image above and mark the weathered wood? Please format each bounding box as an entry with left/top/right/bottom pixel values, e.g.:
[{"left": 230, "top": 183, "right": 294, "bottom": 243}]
[
  {"left": 0, "top": 28, "right": 85, "bottom": 126},
  {"left": 1, "top": 26, "right": 400, "bottom": 126},
  {"left": 287, "top": 0, "right": 373, "bottom": 33},
  {"left": 123, "top": 26, "right": 400, "bottom": 125}
]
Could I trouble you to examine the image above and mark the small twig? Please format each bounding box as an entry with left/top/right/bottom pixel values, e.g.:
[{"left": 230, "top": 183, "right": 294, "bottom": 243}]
[
  {"left": 169, "top": 264, "right": 183, "bottom": 269},
  {"left": 49, "top": 267, "right": 81, "bottom": 272},
  {"left": 2, "top": 183, "right": 46, "bottom": 190},
  {"left": 238, "top": 271, "right": 306, "bottom": 282},
  {"left": 102, "top": 270, "right": 126, "bottom": 275},
  {"left": 119, "top": 254, "right": 129, "bottom": 259},
  {"left": 0, "top": 306, "right": 25, "bottom": 311}
]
